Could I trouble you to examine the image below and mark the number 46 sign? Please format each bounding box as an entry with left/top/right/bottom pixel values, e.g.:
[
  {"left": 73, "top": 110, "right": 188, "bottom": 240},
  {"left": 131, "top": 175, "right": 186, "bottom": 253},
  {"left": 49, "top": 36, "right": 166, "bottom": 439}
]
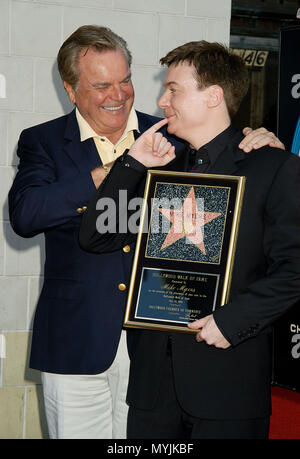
[{"left": 230, "top": 48, "right": 269, "bottom": 67}]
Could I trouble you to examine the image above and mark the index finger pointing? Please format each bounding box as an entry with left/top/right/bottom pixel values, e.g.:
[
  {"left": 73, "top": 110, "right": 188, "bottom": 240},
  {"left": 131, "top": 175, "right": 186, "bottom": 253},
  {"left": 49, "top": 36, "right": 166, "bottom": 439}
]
[{"left": 147, "top": 118, "right": 169, "bottom": 134}]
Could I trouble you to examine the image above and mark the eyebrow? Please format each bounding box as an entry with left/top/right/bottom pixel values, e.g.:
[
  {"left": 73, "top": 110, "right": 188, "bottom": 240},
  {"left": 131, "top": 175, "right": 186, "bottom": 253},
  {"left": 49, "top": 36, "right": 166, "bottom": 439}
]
[
  {"left": 91, "top": 73, "right": 132, "bottom": 88},
  {"left": 122, "top": 72, "right": 132, "bottom": 82},
  {"left": 164, "top": 81, "right": 179, "bottom": 88}
]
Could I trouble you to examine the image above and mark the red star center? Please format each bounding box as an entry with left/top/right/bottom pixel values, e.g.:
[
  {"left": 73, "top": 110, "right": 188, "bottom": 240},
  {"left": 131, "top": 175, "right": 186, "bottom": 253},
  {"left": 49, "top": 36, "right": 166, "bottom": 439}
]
[{"left": 158, "top": 187, "right": 221, "bottom": 254}]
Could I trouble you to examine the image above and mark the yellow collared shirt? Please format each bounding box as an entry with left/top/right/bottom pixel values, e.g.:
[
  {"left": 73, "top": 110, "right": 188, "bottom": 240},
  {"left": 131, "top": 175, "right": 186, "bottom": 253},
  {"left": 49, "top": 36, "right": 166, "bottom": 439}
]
[{"left": 75, "top": 107, "right": 139, "bottom": 165}]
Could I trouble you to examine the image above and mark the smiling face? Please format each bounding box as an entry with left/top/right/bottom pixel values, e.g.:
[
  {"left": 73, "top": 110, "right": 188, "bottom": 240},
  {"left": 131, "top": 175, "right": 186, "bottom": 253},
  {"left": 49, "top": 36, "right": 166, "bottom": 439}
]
[
  {"left": 64, "top": 47, "right": 134, "bottom": 143},
  {"left": 158, "top": 62, "right": 213, "bottom": 148}
]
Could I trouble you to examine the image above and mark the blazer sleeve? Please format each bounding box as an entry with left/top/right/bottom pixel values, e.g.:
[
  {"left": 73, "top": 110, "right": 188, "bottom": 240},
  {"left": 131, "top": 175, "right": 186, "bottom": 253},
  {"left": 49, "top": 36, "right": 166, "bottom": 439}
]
[
  {"left": 79, "top": 155, "right": 147, "bottom": 253},
  {"left": 9, "top": 128, "right": 97, "bottom": 238},
  {"left": 213, "top": 153, "right": 300, "bottom": 346}
]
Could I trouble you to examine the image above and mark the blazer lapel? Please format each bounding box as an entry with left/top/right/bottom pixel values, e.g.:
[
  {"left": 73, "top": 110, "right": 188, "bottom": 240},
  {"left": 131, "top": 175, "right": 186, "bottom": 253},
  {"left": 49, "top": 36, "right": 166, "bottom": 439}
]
[
  {"left": 212, "top": 131, "right": 247, "bottom": 175},
  {"left": 213, "top": 147, "right": 246, "bottom": 175},
  {"left": 63, "top": 110, "right": 102, "bottom": 172}
]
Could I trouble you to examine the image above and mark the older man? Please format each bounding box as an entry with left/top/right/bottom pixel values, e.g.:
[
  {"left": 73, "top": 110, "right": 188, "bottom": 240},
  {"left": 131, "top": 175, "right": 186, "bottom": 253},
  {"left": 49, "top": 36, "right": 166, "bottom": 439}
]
[{"left": 9, "top": 26, "right": 282, "bottom": 439}]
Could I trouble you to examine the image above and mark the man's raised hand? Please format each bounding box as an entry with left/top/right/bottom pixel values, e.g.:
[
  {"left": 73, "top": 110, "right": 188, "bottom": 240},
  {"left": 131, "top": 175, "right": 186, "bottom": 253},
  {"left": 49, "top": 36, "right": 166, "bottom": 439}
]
[{"left": 128, "top": 118, "right": 176, "bottom": 168}]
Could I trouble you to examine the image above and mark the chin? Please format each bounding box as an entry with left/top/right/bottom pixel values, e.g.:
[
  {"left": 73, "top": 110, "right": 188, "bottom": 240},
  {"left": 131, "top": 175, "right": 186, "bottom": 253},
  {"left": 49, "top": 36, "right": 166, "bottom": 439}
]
[
  {"left": 166, "top": 123, "right": 175, "bottom": 134},
  {"left": 167, "top": 125, "right": 180, "bottom": 139}
]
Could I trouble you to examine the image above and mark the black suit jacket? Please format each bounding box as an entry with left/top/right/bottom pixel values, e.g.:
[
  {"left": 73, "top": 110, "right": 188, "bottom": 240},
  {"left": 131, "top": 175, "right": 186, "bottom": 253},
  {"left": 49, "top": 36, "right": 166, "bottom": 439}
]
[{"left": 79, "top": 129, "right": 300, "bottom": 418}]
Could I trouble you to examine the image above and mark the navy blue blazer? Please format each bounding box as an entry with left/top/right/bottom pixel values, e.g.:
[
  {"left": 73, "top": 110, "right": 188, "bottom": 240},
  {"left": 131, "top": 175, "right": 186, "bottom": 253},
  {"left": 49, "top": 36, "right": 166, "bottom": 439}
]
[{"left": 8, "top": 109, "right": 184, "bottom": 374}]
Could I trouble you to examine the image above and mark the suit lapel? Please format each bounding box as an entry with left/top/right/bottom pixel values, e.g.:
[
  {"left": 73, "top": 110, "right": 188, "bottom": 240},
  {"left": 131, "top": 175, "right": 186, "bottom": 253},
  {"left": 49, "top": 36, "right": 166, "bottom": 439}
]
[
  {"left": 212, "top": 131, "right": 247, "bottom": 175},
  {"left": 63, "top": 110, "right": 102, "bottom": 172},
  {"left": 213, "top": 146, "right": 247, "bottom": 175}
]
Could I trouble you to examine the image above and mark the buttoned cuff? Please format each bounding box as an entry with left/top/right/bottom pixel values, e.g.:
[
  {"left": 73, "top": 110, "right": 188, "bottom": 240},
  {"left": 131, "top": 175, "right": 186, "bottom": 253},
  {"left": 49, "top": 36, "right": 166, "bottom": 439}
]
[{"left": 118, "top": 150, "right": 147, "bottom": 174}]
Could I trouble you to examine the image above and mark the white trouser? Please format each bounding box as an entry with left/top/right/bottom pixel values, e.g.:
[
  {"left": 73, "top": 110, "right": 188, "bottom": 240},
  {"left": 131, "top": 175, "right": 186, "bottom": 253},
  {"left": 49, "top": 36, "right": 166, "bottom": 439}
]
[{"left": 41, "top": 330, "right": 130, "bottom": 439}]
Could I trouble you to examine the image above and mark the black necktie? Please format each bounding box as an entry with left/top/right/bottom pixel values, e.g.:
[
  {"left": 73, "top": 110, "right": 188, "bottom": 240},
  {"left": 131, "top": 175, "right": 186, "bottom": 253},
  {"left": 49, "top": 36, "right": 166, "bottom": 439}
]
[{"left": 188, "top": 147, "right": 210, "bottom": 172}]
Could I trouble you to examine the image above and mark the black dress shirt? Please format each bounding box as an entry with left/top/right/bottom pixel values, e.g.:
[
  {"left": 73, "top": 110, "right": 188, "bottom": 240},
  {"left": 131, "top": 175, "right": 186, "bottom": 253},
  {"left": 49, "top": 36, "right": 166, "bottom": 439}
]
[{"left": 188, "top": 124, "right": 238, "bottom": 173}]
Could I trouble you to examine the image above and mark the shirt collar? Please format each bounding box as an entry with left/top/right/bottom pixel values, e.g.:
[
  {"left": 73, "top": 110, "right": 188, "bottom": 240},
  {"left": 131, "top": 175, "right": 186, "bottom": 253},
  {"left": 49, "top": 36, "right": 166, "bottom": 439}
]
[
  {"left": 75, "top": 106, "right": 139, "bottom": 145},
  {"left": 191, "top": 124, "right": 239, "bottom": 166}
]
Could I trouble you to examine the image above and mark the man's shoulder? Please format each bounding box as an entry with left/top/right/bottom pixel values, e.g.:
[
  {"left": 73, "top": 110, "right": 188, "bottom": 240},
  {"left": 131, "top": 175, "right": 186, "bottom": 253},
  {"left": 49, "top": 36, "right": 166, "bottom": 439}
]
[
  {"left": 248, "top": 145, "right": 299, "bottom": 166},
  {"left": 20, "top": 110, "right": 74, "bottom": 139},
  {"left": 239, "top": 145, "right": 300, "bottom": 184}
]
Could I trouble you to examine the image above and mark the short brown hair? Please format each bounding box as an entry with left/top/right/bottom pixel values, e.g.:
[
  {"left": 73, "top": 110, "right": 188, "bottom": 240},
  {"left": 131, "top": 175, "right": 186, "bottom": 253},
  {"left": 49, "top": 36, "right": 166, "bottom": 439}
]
[
  {"left": 57, "top": 25, "right": 132, "bottom": 90},
  {"left": 160, "top": 41, "right": 249, "bottom": 118}
]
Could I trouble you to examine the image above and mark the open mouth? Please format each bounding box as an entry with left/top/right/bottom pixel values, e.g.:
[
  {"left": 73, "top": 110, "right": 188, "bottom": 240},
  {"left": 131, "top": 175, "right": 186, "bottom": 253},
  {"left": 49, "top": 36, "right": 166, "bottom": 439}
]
[{"left": 102, "top": 104, "right": 125, "bottom": 112}]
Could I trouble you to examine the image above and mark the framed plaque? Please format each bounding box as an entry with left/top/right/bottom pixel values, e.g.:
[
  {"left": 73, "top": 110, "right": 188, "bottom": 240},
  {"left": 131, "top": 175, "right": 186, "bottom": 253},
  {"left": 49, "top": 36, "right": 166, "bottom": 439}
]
[{"left": 124, "top": 170, "right": 245, "bottom": 333}]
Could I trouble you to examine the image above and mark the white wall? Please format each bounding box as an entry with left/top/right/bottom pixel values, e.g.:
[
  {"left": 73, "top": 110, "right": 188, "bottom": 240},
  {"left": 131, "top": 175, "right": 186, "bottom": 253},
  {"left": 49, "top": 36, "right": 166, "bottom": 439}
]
[{"left": 0, "top": 0, "right": 232, "bottom": 439}]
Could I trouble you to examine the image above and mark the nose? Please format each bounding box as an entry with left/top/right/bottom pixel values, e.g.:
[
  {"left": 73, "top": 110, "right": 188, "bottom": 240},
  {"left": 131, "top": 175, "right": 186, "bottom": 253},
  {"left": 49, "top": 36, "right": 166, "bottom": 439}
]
[
  {"left": 110, "top": 84, "right": 125, "bottom": 101},
  {"left": 158, "top": 90, "right": 169, "bottom": 110}
]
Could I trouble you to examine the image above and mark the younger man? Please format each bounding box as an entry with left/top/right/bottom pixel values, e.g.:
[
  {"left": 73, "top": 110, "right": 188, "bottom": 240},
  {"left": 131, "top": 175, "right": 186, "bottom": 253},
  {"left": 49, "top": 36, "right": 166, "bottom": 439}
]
[{"left": 80, "top": 42, "right": 300, "bottom": 439}]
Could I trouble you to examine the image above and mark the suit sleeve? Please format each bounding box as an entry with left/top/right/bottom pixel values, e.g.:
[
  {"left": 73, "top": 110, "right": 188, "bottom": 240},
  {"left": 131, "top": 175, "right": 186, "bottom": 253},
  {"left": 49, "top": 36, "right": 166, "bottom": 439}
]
[
  {"left": 79, "top": 155, "right": 147, "bottom": 253},
  {"left": 213, "top": 153, "right": 300, "bottom": 346},
  {"left": 9, "top": 128, "right": 97, "bottom": 238}
]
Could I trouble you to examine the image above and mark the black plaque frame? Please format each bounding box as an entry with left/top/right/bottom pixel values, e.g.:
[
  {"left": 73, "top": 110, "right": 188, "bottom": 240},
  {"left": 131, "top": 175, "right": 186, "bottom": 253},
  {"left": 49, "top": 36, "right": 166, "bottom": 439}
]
[{"left": 124, "top": 170, "right": 245, "bottom": 333}]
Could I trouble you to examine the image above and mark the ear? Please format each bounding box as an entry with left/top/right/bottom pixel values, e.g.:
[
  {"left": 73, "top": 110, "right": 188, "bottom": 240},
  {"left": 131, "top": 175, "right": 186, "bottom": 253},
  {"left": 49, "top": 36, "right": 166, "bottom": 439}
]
[
  {"left": 63, "top": 81, "right": 76, "bottom": 105},
  {"left": 207, "top": 85, "right": 224, "bottom": 108}
]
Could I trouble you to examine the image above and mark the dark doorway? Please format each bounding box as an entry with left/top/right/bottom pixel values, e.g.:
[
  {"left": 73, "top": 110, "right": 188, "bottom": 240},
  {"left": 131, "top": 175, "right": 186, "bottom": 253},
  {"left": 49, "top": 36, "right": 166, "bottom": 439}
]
[{"left": 230, "top": 0, "right": 300, "bottom": 133}]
